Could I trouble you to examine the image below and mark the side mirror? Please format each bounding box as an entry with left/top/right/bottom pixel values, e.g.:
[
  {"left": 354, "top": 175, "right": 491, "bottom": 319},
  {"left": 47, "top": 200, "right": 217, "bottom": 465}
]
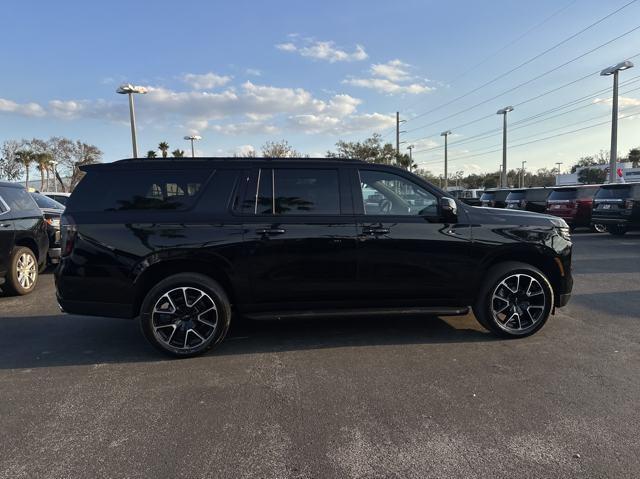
[{"left": 441, "top": 197, "right": 458, "bottom": 217}]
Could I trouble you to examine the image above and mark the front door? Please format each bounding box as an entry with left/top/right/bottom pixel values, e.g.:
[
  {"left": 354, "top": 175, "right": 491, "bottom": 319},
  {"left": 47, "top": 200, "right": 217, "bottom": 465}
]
[
  {"left": 352, "top": 168, "right": 473, "bottom": 305},
  {"left": 242, "top": 166, "right": 358, "bottom": 309}
]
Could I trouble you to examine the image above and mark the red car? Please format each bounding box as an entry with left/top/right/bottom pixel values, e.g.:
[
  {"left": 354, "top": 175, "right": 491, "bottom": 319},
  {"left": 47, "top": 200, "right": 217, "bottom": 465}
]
[{"left": 545, "top": 185, "right": 603, "bottom": 231}]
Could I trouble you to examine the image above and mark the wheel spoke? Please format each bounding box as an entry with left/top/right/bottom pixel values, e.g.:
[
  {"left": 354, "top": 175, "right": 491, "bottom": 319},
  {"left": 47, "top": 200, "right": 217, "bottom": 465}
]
[{"left": 491, "top": 273, "right": 546, "bottom": 334}]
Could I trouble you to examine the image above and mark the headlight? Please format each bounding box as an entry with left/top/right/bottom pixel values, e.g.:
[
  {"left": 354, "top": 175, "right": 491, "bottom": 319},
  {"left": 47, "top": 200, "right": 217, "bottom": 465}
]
[{"left": 557, "top": 226, "right": 571, "bottom": 240}]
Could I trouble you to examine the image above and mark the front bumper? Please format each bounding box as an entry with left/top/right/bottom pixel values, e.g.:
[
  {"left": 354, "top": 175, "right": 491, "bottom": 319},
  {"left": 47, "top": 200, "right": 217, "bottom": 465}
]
[{"left": 557, "top": 292, "right": 572, "bottom": 308}]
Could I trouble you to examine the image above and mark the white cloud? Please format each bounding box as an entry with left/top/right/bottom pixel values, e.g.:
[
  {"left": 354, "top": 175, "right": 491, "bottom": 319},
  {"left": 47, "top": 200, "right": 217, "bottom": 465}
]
[
  {"left": 234, "top": 144, "right": 257, "bottom": 156},
  {"left": 288, "top": 112, "right": 395, "bottom": 135},
  {"left": 343, "top": 59, "right": 433, "bottom": 95},
  {"left": 0, "top": 98, "right": 46, "bottom": 117},
  {"left": 276, "top": 38, "right": 368, "bottom": 63},
  {"left": 245, "top": 68, "right": 262, "bottom": 76},
  {"left": 210, "top": 121, "right": 279, "bottom": 135},
  {"left": 371, "top": 59, "right": 411, "bottom": 82},
  {"left": 182, "top": 72, "right": 232, "bottom": 90},
  {"left": 343, "top": 77, "right": 432, "bottom": 95}
]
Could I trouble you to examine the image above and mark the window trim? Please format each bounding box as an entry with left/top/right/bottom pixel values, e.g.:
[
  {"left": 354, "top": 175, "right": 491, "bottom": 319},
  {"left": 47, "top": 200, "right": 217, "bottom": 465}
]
[{"left": 0, "top": 195, "right": 10, "bottom": 216}]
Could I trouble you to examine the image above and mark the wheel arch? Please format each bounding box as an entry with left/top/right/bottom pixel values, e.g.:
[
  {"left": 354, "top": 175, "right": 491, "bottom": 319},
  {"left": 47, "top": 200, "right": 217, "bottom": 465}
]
[
  {"left": 132, "top": 258, "right": 236, "bottom": 317},
  {"left": 14, "top": 237, "right": 40, "bottom": 262}
]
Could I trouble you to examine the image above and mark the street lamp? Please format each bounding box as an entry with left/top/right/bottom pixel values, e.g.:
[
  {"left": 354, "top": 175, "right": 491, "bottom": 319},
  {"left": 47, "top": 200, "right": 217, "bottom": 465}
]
[
  {"left": 555, "top": 162, "right": 563, "bottom": 185},
  {"left": 184, "top": 135, "right": 202, "bottom": 158},
  {"left": 116, "top": 84, "right": 148, "bottom": 158},
  {"left": 440, "top": 130, "right": 452, "bottom": 189},
  {"left": 496, "top": 106, "right": 514, "bottom": 188},
  {"left": 406, "top": 144, "right": 414, "bottom": 169},
  {"left": 51, "top": 161, "right": 59, "bottom": 192},
  {"left": 520, "top": 160, "right": 527, "bottom": 188},
  {"left": 601, "top": 60, "right": 634, "bottom": 183}
]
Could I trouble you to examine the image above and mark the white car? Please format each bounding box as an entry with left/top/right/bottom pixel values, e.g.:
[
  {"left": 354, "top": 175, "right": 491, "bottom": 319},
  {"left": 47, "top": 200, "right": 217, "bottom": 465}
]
[{"left": 41, "top": 192, "right": 71, "bottom": 206}]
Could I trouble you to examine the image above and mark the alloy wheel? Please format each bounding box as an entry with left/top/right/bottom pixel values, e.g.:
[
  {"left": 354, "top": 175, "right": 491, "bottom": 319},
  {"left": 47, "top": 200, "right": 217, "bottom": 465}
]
[
  {"left": 16, "top": 253, "right": 36, "bottom": 290},
  {"left": 491, "top": 273, "right": 546, "bottom": 334},
  {"left": 151, "top": 287, "right": 218, "bottom": 351}
]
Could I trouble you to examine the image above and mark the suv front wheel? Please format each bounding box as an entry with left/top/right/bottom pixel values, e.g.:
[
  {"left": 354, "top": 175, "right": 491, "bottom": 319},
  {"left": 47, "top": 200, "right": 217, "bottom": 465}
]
[
  {"left": 139, "top": 273, "right": 231, "bottom": 357},
  {"left": 473, "top": 262, "right": 553, "bottom": 338}
]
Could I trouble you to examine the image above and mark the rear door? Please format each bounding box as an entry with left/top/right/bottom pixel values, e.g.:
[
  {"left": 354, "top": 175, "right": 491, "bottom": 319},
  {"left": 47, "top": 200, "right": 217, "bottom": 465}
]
[
  {"left": 351, "top": 167, "right": 473, "bottom": 305},
  {"left": 242, "top": 165, "right": 359, "bottom": 308},
  {"left": 0, "top": 192, "right": 15, "bottom": 274}
]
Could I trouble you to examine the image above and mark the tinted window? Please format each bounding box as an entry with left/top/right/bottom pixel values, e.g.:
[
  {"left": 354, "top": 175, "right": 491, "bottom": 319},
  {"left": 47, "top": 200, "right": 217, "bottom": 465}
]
[
  {"left": 548, "top": 189, "right": 577, "bottom": 201},
  {"left": 480, "top": 192, "right": 496, "bottom": 201},
  {"left": 525, "top": 189, "right": 551, "bottom": 201},
  {"left": 506, "top": 191, "right": 525, "bottom": 201},
  {"left": 46, "top": 194, "right": 69, "bottom": 206},
  {"left": 0, "top": 195, "right": 8, "bottom": 214},
  {"left": 577, "top": 187, "right": 598, "bottom": 199},
  {"left": 31, "top": 192, "right": 64, "bottom": 210},
  {"left": 273, "top": 169, "right": 340, "bottom": 215},
  {"left": 0, "top": 187, "right": 41, "bottom": 217},
  {"left": 359, "top": 170, "right": 437, "bottom": 216},
  {"left": 595, "top": 186, "right": 631, "bottom": 199},
  {"left": 68, "top": 170, "right": 212, "bottom": 212},
  {"left": 257, "top": 169, "right": 273, "bottom": 215}
]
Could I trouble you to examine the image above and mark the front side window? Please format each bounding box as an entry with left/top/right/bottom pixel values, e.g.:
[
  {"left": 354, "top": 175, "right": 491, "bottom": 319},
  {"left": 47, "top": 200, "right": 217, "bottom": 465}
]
[
  {"left": 359, "top": 170, "right": 437, "bottom": 216},
  {"left": 250, "top": 168, "right": 340, "bottom": 216},
  {"left": 1, "top": 187, "right": 40, "bottom": 216}
]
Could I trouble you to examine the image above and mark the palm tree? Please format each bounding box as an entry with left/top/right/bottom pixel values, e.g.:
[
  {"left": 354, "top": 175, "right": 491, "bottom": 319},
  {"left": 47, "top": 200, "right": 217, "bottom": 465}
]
[
  {"left": 146, "top": 150, "right": 157, "bottom": 159},
  {"left": 171, "top": 149, "right": 185, "bottom": 157},
  {"left": 35, "top": 153, "right": 53, "bottom": 191},
  {"left": 158, "top": 142, "right": 169, "bottom": 158},
  {"left": 15, "top": 150, "right": 34, "bottom": 188}
]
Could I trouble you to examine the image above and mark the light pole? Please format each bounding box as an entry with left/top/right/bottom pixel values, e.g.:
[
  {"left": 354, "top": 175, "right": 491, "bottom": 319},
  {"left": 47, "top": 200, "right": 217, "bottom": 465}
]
[
  {"left": 116, "top": 84, "right": 148, "bottom": 158},
  {"left": 440, "top": 130, "right": 452, "bottom": 189},
  {"left": 555, "top": 162, "right": 563, "bottom": 185},
  {"left": 601, "top": 60, "right": 634, "bottom": 183},
  {"left": 496, "top": 106, "right": 513, "bottom": 188},
  {"left": 520, "top": 160, "right": 527, "bottom": 188},
  {"left": 51, "top": 161, "right": 58, "bottom": 192},
  {"left": 406, "top": 144, "right": 414, "bottom": 170},
  {"left": 184, "top": 135, "right": 202, "bottom": 158}
]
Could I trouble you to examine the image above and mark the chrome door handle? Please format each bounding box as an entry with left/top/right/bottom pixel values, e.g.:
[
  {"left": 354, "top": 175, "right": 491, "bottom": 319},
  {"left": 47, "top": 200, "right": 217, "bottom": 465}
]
[{"left": 256, "top": 228, "right": 286, "bottom": 235}]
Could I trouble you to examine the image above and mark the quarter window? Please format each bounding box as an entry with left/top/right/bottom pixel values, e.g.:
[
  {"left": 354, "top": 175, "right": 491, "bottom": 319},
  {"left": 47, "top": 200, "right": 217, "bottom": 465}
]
[{"left": 359, "top": 170, "right": 437, "bottom": 216}]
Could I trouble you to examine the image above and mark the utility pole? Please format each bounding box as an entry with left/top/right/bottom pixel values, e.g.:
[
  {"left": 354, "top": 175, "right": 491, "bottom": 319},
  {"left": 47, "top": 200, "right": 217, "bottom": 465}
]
[
  {"left": 496, "top": 106, "right": 514, "bottom": 188},
  {"left": 440, "top": 131, "right": 452, "bottom": 189},
  {"left": 555, "top": 162, "right": 563, "bottom": 185},
  {"left": 395, "top": 112, "right": 406, "bottom": 165},
  {"left": 520, "top": 160, "right": 527, "bottom": 188},
  {"left": 407, "top": 145, "right": 414, "bottom": 170},
  {"left": 601, "top": 60, "right": 634, "bottom": 183}
]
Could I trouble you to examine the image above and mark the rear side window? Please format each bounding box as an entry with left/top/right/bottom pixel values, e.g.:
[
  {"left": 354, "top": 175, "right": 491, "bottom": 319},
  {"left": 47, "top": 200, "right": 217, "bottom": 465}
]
[
  {"left": 548, "top": 189, "right": 577, "bottom": 201},
  {"left": 68, "top": 169, "right": 213, "bottom": 212},
  {"left": 246, "top": 168, "right": 340, "bottom": 215},
  {"left": 525, "top": 189, "right": 550, "bottom": 201},
  {"left": 0, "top": 187, "right": 40, "bottom": 217},
  {"left": 507, "top": 191, "right": 525, "bottom": 200},
  {"left": 595, "top": 186, "right": 631, "bottom": 199},
  {"left": 480, "top": 192, "right": 495, "bottom": 201},
  {"left": 31, "top": 192, "right": 64, "bottom": 210}
]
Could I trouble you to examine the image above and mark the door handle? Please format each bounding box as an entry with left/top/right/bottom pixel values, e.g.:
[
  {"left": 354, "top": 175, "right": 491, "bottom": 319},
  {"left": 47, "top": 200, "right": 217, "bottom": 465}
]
[
  {"left": 255, "top": 228, "right": 286, "bottom": 236},
  {"left": 363, "top": 227, "right": 390, "bottom": 235}
]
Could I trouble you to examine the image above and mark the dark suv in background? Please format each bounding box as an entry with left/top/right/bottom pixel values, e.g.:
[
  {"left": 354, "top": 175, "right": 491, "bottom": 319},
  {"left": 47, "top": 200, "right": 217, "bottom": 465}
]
[
  {"left": 505, "top": 188, "right": 551, "bottom": 213},
  {"left": 0, "top": 182, "right": 49, "bottom": 295},
  {"left": 545, "top": 185, "right": 600, "bottom": 231},
  {"left": 592, "top": 183, "right": 640, "bottom": 235},
  {"left": 480, "top": 188, "right": 510, "bottom": 208},
  {"left": 30, "top": 192, "right": 64, "bottom": 264},
  {"left": 56, "top": 158, "right": 573, "bottom": 357}
]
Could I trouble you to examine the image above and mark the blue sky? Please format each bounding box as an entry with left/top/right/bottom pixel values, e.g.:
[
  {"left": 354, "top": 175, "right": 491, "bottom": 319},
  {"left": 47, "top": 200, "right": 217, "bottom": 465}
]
[{"left": 1, "top": 0, "right": 640, "bottom": 176}]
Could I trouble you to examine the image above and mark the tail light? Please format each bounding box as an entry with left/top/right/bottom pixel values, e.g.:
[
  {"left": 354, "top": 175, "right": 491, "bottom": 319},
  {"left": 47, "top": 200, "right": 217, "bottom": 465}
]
[
  {"left": 44, "top": 215, "right": 61, "bottom": 227},
  {"left": 625, "top": 199, "right": 634, "bottom": 210},
  {"left": 60, "top": 214, "right": 77, "bottom": 257}
]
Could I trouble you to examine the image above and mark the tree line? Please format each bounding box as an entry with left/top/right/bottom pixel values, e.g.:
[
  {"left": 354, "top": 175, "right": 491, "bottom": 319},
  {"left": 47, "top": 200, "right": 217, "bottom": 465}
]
[{"left": 0, "top": 137, "right": 102, "bottom": 191}]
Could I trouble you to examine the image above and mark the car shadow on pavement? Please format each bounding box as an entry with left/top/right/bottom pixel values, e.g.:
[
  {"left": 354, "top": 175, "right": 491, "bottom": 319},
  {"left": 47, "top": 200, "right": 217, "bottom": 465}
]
[{"left": 0, "top": 313, "right": 491, "bottom": 369}]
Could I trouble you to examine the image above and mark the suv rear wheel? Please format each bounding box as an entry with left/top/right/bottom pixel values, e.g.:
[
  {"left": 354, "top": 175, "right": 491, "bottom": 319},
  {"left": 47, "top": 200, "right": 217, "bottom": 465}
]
[
  {"left": 139, "top": 273, "right": 231, "bottom": 358},
  {"left": 5, "top": 246, "right": 38, "bottom": 295},
  {"left": 607, "top": 225, "right": 627, "bottom": 236},
  {"left": 473, "top": 262, "right": 553, "bottom": 338}
]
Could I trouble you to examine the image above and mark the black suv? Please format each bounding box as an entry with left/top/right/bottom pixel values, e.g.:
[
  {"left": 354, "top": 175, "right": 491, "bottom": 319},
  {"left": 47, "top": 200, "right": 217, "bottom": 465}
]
[
  {"left": 0, "top": 182, "right": 49, "bottom": 295},
  {"left": 505, "top": 188, "right": 551, "bottom": 213},
  {"left": 479, "top": 188, "right": 511, "bottom": 208},
  {"left": 591, "top": 183, "right": 640, "bottom": 235},
  {"left": 55, "top": 158, "right": 573, "bottom": 357}
]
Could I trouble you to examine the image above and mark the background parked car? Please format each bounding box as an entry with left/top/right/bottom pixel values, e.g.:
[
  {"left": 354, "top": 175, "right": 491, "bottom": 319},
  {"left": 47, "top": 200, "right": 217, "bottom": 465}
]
[
  {"left": 505, "top": 188, "right": 551, "bottom": 213},
  {"left": 458, "top": 188, "right": 484, "bottom": 206},
  {"left": 545, "top": 185, "right": 602, "bottom": 231},
  {"left": 480, "top": 188, "right": 511, "bottom": 208},
  {"left": 41, "top": 191, "right": 71, "bottom": 206},
  {"left": 0, "top": 182, "right": 49, "bottom": 295},
  {"left": 30, "top": 192, "right": 64, "bottom": 264},
  {"left": 591, "top": 183, "right": 640, "bottom": 235}
]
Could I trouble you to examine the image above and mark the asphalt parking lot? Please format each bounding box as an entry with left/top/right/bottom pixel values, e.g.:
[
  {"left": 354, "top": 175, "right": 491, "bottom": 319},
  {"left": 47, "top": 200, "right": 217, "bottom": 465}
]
[{"left": 1, "top": 232, "right": 639, "bottom": 478}]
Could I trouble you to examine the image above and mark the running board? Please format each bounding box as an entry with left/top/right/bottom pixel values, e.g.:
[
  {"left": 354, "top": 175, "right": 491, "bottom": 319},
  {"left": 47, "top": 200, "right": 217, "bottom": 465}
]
[{"left": 245, "top": 306, "right": 470, "bottom": 321}]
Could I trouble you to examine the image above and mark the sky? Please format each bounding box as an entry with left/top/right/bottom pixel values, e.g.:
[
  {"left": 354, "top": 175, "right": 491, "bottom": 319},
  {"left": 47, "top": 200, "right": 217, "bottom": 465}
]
[{"left": 1, "top": 0, "right": 640, "bottom": 177}]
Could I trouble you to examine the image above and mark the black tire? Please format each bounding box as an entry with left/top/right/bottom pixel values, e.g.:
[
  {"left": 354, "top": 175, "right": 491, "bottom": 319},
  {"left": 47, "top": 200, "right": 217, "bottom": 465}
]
[
  {"left": 607, "top": 225, "right": 627, "bottom": 236},
  {"left": 473, "top": 261, "right": 554, "bottom": 338},
  {"left": 5, "top": 246, "right": 39, "bottom": 295},
  {"left": 592, "top": 224, "right": 607, "bottom": 233},
  {"left": 139, "top": 273, "right": 231, "bottom": 358}
]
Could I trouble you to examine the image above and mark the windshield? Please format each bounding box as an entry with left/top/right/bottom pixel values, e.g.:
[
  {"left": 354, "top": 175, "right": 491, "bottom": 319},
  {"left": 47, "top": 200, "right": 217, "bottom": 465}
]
[
  {"left": 30, "top": 192, "right": 65, "bottom": 210},
  {"left": 480, "top": 192, "right": 495, "bottom": 201},
  {"left": 549, "top": 189, "right": 577, "bottom": 201},
  {"left": 595, "top": 186, "right": 631, "bottom": 199},
  {"left": 506, "top": 191, "right": 525, "bottom": 201}
]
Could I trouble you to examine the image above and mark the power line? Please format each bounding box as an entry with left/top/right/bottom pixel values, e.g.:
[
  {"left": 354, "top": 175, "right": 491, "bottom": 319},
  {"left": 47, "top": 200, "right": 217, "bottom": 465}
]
[
  {"left": 403, "top": 24, "right": 640, "bottom": 137},
  {"left": 405, "top": 0, "right": 639, "bottom": 124}
]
